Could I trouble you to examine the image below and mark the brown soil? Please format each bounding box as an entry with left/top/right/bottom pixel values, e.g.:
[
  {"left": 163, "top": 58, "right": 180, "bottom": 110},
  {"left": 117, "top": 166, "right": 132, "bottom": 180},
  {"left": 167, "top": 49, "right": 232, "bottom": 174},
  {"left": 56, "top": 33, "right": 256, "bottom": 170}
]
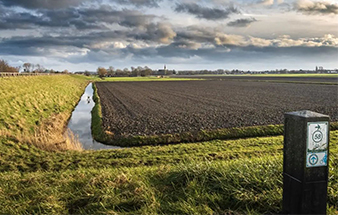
[{"left": 96, "top": 80, "right": 338, "bottom": 137}]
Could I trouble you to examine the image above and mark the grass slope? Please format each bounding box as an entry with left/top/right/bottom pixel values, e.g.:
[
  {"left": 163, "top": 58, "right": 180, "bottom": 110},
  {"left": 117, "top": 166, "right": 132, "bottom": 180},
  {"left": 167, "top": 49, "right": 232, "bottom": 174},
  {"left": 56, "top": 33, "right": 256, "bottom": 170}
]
[
  {"left": 0, "top": 75, "right": 89, "bottom": 150},
  {"left": 0, "top": 131, "right": 337, "bottom": 214}
]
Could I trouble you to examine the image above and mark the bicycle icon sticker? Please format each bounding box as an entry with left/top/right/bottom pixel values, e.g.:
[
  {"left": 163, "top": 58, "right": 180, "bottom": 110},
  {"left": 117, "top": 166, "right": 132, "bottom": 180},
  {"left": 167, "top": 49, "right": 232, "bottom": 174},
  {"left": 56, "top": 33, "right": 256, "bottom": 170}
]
[{"left": 309, "top": 154, "right": 318, "bottom": 165}]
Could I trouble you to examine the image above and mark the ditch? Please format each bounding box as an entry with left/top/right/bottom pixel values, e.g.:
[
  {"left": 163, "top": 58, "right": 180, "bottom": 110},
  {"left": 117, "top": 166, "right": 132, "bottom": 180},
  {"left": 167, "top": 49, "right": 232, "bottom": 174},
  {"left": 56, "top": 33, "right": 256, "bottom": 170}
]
[{"left": 66, "top": 83, "right": 120, "bottom": 150}]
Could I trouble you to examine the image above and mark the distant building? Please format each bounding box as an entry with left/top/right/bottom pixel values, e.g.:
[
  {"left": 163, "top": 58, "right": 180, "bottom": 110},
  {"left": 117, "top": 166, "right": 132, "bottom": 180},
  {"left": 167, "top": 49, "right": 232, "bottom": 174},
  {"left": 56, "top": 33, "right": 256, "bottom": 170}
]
[
  {"left": 157, "top": 65, "right": 168, "bottom": 75},
  {"left": 316, "top": 66, "right": 324, "bottom": 71}
]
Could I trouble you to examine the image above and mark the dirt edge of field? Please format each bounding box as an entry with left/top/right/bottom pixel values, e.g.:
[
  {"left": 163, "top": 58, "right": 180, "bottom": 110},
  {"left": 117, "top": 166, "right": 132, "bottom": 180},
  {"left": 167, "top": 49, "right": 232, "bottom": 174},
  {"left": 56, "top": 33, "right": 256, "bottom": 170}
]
[{"left": 91, "top": 83, "right": 338, "bottom": 147}]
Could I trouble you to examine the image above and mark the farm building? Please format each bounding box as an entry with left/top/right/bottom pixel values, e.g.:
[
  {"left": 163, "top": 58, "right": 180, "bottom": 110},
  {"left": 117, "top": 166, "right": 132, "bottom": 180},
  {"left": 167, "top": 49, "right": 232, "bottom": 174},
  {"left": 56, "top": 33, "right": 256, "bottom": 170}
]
[{"left": 157, "top": 65, "right": 168, "bottom": 75}]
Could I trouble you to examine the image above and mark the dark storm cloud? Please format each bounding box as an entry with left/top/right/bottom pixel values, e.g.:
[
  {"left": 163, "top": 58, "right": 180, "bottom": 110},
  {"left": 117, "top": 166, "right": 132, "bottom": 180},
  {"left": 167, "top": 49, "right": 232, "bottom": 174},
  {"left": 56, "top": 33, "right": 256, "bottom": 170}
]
[
  {"left": 174, "top": 26, "right": 246, "bottom": 47},
  {"left": 0, "top": 0, "right": 162, "bottom": 9},
  {"left": 0, "top": 30, "right": 127, "bottom": 56},
  {"left": 227, "top": 18, "right": 257, "bottom": 27},
  {"left": 174, "top": 3, "right": 240, "bottom": 20},
  {"left": 0, "top": 6, "right": 157, "bottom": 30},
  {"left": 0, "top": 23, "right": 176, "bottom": 56},
  {"left": 295, "top": 0, "right": 338, "bottom": 15},
  {"left": 114, "top": 43, "right": 338, "bottom": 63},
  {"left": 132, "top": 22, "right": 176, "bottom": 44},
  {"left": 175, "top": 26, "right": 218, "bottom": 43},
  {"left": 114, "top": 0, "right": 162, "bottom": 8},
  {"left": 77, "top": 7, "right": 156, "bottom": 28},
  {"left": 0, "top": 10, "right": 36, "bottom": 29},
  {"left": 0, "top": 9, "right": 85, "bottom": 30},
  {"left": 0, "top": 0, "right": 85, "bottom": 9},
  {"left": 1, "top": 27, "right": 337, "bottom": 68},
  {"left": 64, "top": 44, "right": 338, "bottom": 67},
  {"left": 170, "top": 40, "right": 201, "bottom": 49}
]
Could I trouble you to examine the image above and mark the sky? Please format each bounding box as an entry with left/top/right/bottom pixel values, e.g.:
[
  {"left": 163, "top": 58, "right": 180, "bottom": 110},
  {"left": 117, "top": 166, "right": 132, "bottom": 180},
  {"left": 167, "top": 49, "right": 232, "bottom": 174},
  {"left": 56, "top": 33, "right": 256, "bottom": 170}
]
[{"left": 0, "top": 0, "right": 337, "bottom": 72}]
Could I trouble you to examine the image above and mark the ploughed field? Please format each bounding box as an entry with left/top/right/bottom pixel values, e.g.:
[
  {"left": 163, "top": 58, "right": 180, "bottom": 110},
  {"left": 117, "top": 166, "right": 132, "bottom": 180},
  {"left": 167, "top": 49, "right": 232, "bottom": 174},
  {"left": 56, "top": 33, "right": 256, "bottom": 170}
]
[
  {"left": 96, "top": 80, "right": 338, "bottom": 138},
  {"left": 177, "top": 75, "right": 338, "bottom": 83}
]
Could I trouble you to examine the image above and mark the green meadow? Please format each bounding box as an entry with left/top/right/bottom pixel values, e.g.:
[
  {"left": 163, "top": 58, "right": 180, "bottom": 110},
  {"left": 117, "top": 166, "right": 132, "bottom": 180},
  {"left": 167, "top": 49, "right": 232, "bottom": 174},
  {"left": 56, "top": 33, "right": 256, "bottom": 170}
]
[
  {"left": 0, "top": 132, "right": 337, "bottom": 214},
  {"left": 0, "top": 75, "right": 337, "bottom": 214}
]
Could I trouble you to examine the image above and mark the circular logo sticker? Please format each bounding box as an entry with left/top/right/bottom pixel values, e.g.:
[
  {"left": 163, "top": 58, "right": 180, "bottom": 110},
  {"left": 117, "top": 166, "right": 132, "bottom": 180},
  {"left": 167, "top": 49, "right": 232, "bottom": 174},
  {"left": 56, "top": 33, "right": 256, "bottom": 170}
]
[{"left": 309, "top": 154, "right": 318, "bottom": 165}]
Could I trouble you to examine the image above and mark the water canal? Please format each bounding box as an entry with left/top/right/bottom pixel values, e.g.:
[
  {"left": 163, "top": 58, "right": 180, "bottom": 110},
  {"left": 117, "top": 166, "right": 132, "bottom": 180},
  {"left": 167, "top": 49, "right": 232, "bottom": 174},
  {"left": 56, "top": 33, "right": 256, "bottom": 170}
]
[{"left": 67, "top": 83, "right": 120, "bottom": 150}]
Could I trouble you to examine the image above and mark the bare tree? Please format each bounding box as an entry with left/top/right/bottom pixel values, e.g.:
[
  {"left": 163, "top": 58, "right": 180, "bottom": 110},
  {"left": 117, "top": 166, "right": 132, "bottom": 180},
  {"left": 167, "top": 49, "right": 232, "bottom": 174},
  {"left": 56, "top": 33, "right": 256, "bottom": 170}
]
[
  {"left": 97, "top": 67, "right": 107, "bottom": 78},
  {"left": 0, "top": 59, "right": 18, "bottom": 73},
  {"left": 131, "top": 66, "right": 138, "bottom": 77},
  {"left": 107, "top": 66, "right": 115, "bottom": 77},
  {"left": 35, "top": 64, "right": 45, "bottom": 73},
  {"left": 141, "top": 66, "right": 153, "bottom": 77},
  {"left": 115, "top": 68, "right": 122, "bottom": 76},
  {"left": 23, "top": 63, "right": 32, "bottom": 72}
]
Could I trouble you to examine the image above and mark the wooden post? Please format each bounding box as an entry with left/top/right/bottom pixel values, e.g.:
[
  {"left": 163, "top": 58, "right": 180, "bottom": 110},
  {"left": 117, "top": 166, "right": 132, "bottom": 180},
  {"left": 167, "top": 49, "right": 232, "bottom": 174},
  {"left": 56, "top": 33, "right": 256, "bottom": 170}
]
[{"left": 283, "top": 110, "right": 330, "bottom": 214}]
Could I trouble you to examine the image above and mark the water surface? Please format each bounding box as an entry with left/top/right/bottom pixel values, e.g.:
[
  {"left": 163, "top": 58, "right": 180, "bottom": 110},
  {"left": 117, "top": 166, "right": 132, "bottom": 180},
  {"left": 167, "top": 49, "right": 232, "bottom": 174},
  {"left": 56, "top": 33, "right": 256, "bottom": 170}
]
[{"left": 67, "top": 83, "right": 120, "bottom": 150}]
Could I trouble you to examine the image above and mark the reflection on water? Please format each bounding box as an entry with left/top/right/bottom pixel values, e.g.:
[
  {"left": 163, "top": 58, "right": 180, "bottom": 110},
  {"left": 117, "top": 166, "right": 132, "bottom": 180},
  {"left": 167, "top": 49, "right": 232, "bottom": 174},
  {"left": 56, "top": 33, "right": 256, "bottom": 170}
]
[{"left": 67, "top": 83, "right": 120, "bottom": 150}]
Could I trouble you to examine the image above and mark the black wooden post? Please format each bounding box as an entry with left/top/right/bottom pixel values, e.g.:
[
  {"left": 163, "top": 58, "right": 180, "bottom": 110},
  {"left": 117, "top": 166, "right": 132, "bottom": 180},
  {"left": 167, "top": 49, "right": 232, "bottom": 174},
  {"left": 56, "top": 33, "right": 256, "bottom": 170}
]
[{"left": 283, "top": 110, "right": 330, "bottom": 214}]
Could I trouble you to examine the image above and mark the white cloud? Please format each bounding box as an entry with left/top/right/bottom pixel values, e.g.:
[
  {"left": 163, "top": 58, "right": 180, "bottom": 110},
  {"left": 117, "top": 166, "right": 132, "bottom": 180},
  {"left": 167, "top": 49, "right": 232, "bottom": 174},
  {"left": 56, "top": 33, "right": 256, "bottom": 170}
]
[
  {"left": 295, "top": 0, "right": 338, "bottom": 15},
  {"left": 208, "top": 32, "right": 338, "bottom": 48},
  {"left": 249, "top": 34, "right": 338, "bottom": 47}
]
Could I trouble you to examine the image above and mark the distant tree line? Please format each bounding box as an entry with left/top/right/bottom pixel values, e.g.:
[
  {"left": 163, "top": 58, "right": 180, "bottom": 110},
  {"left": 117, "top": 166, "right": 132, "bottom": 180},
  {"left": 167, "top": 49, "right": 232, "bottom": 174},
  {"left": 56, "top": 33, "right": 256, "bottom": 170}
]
[
  {"left": 177, "top": 68, "right": 338, "bottom": 75},
  {"left": 0, "top": 59, "right": 69, "bottom": 74},
  {"left": 96, "top": 66, "right": 175, "bottom": 78},
  {"left": 177, "top": 69, "right": 233, "bottom": 75},
  {"left": 22, "top": 62, "right": 69, "bottom": 74}
]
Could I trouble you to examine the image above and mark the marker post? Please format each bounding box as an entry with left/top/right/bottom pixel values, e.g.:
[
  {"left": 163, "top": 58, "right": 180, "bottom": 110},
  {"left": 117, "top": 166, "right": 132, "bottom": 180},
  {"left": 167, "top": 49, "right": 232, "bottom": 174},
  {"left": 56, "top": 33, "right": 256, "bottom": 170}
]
[{"left": 283, "top": 110, "right": 330, "bottom": 214}]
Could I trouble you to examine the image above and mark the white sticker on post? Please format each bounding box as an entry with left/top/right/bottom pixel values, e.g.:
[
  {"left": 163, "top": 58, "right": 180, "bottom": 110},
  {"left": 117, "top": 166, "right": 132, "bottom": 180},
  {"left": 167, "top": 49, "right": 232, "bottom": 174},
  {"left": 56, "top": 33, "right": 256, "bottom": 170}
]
[{"left": 306, "top": 122, "right": 329, "bottom": 167}]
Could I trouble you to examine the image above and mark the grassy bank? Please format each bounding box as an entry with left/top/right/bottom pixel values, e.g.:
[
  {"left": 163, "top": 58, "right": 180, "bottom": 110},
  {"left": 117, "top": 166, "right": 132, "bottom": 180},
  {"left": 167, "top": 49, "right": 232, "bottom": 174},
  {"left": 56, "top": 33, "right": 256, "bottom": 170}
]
[
  {"left": 0, "top": 75, "right": 89, "bottom": 150},
  {"left": 91, "top": 83, "right": 107, "bottom": 144},
  {"left": 0, "top": 131, "right": 337, "bottom": 214}
]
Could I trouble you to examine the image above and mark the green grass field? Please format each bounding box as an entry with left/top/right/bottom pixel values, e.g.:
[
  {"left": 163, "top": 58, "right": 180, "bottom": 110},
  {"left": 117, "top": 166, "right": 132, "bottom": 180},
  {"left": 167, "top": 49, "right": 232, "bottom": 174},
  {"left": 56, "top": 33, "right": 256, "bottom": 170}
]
[
  {"left": 0, "top": 75, "right": 337, "bottom": 214},
  {"left": 0, "top": 131, "right": 337, "bottom": 214}
]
